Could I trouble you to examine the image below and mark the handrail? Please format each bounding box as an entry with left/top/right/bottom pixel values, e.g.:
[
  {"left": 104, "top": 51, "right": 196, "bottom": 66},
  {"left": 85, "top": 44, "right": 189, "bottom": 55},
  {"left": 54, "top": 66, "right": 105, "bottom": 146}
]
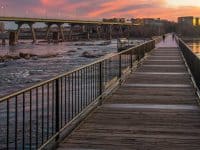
[
  {"left": 176, "top": 36, "right": 200, "bottom": 89},
  {"left": 0, "top": 39, "right": 157, "bottom": 150},
  {"left": 0, "top": 16, "right": 138, "bottom": 26}
]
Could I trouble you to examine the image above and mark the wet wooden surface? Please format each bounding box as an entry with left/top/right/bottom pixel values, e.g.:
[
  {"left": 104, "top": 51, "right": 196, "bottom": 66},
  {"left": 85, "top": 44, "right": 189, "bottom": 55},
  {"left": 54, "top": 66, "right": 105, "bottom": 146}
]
[{"left": 58, "top": 36, "right": 200, "bottom": 150}]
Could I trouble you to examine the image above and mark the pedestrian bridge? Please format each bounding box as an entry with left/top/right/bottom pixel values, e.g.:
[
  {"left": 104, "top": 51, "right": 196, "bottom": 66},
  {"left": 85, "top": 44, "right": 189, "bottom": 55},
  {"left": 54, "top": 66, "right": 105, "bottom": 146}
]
[
  {"left": 57, "top": 35, "right": 200, "bottom": 149},
  {"left": 1, "top": 34, "right": 200, "bottom": 150}
]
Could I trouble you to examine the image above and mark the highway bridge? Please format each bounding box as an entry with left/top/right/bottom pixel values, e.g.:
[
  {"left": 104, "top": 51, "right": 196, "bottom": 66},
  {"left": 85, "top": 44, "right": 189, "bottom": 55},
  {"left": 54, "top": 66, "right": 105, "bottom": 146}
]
[
  {"left": 0, "top": 16, "right": 138, "bottom": 25},
  {"left": 0, "top": 17, "right": 140, "bottom": 44}
]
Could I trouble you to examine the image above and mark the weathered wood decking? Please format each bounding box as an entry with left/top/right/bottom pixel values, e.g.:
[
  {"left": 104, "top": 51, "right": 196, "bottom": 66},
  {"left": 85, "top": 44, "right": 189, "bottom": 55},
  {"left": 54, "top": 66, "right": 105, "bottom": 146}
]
[{"left": 58, "top": 36, "right": 200, "bottom": 150}]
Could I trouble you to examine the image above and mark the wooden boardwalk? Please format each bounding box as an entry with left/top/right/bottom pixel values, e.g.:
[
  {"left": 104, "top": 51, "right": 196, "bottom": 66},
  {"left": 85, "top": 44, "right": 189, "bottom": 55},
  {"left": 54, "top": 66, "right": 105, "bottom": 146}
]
[{"left": 58, "top": 36, "right": 200, "bottom": 150}]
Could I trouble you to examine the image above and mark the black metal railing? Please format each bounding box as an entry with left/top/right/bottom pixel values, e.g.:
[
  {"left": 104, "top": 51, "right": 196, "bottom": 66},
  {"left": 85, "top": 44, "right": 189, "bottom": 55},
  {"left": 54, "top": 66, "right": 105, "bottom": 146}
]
[
  {"left": 177, "top": 37, "right": 200, "bottom": 89},
  {"left": 0, "top": 39, "right": 156, "bottom": 150}
]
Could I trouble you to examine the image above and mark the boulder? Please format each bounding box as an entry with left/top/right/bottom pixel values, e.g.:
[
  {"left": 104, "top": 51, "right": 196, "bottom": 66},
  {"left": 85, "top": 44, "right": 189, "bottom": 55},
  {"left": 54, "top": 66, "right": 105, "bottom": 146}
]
[{"left": 81, "top": 51, "right": 97, "bottom": 58}]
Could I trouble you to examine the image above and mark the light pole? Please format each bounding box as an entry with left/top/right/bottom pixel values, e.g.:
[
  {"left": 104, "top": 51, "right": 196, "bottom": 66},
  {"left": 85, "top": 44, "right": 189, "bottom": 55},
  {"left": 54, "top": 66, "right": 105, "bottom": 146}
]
[
  {"left": 1, "top": 5, "right": 2, "bottom": 16},
  {"left": 57, "top": 8, "right": 61, "bottom": 18},
  {"left": 43, "top": 9, "right": 47, "bottom": 19},
  {"left": 25, "top": 9, "right": 29, "bottom": 17},
  {"left": 1, "top": 3, "right": 8, "bottom": 16},
  {"left": 1, "top": 4, "right": 4, "bottom": 16}
]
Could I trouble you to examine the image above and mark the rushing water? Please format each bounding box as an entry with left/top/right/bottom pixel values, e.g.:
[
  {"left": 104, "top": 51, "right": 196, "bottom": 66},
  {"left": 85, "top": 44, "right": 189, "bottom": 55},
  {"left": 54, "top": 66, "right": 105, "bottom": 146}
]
[{"left": 0, "top": 39, "right": 144, "bottom": 97}]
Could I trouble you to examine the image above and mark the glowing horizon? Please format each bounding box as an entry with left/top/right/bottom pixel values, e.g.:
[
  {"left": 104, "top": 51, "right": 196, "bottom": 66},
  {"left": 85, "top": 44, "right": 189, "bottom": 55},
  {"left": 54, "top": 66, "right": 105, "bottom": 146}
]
[
  {"left": 167, "top": 0, "right": 200, "bottom": 7},
  {"left": 0, "top": 0, "right": 200, "bottom": 21}
]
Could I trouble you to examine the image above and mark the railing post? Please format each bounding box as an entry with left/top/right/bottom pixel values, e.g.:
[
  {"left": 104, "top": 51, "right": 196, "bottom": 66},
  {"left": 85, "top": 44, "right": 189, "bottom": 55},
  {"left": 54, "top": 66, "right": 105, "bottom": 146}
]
[
  {"left": 130, "top": 51, "right": 133, "bottom": 70},
  {"left": 98, "top": 62, "right": 103, "bottom": 105},
  {"left": 119, "top": 54, "right": 122, "bottom": 79},
  {"left": 55, "top": 78, "right": 60, "bottom": 140}
]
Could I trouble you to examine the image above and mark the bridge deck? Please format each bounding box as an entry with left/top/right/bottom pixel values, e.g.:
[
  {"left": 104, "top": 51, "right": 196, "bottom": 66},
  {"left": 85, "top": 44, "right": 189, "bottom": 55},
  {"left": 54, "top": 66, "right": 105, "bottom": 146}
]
[{"left": 58, "top": 36, "right": 200, "bottom": 150}]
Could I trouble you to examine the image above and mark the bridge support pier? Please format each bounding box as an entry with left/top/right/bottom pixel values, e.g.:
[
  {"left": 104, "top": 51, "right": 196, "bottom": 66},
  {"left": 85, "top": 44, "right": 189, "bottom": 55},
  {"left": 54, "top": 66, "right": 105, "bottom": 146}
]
[
  {"left": 87, "top": 25, "right": 90, "bottom": 40},
  {"left": 16, "top": 23, "right": 22, "bottom": 43},
  {"left": 9, "top": 31, "right": 18, "bottom": 46},
  {"left": 45, "top": 23, "right": 65, "bottom": 42},
  {"left": 68, "top": 24, "right": 74, "bottom": 41},
  {"left": 96, "top": 25, "right": 101, "bottom": 39},
  {"left": 52, "top": 32, "right": 59, "bottom": 43},
  {"left": 119, "top": 25, "right": 123, "bottom": 37},
  {"left": 29, "top": 23, "right": 37, "bottom": 43},
  {"left": 15, "top": 22, "right": 37, "bottom": 43},
  {"left": 127, "top": 26, "right": 131, "bottom": 39},
  {"left": 58, "top": 24, "right": 65, "bottom": 42},
  {"left": 45, "top": 23, "right": 51, "bottom": 40},
  {"left": 107, "top": 25, "right": 112, "bottom": 40}
]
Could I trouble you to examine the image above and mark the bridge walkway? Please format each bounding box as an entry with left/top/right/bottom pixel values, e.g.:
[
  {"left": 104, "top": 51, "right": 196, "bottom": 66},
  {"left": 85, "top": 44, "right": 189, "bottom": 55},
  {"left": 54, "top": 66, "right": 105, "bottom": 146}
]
[{"left": 57, "top": 35, "right": 200, "bottom": 150}]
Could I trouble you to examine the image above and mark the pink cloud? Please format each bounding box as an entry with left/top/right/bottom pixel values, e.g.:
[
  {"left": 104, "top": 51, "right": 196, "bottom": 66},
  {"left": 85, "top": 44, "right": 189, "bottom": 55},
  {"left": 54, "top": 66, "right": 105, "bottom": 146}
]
[{"left": 6, "top": 0, "right": 200, "bottom": 21}]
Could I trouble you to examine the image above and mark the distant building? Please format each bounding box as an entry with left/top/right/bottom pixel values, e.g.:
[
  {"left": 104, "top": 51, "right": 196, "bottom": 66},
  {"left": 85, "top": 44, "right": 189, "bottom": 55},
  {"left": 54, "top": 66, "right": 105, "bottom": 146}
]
[
  {"left": 130, "top": 18, "right": 169, "bottom": 26},
  {"left": 178, "top": 16, "right": 200, "bottom": 26},
  {"left": 130, "top": 18, "right": 175, "bottom": 36},
  {"left": 178, "top": 16, "right": 200, "bottom": 37},
  {"left": 102, "top": 18, "right": 126, "bottom": 23}
]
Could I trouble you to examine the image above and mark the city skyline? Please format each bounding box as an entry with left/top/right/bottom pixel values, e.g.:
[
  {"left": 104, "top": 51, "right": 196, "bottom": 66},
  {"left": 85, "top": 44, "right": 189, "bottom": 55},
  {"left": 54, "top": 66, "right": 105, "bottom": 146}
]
[{"left": 0, "top": 0, "right": 200, "bottom": 21}]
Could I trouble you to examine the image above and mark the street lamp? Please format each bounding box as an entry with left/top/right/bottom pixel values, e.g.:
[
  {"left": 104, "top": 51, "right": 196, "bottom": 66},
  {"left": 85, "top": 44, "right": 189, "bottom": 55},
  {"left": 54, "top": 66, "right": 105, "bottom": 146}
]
[
  {"left": 1, "top": 4, "right": 4, "bottom": 16},
  {"left": 25, "top": 9, "right": 29, "bottom": 17},
  {"left": 1, "top": 3, "right": 8, "bottom": 16}
]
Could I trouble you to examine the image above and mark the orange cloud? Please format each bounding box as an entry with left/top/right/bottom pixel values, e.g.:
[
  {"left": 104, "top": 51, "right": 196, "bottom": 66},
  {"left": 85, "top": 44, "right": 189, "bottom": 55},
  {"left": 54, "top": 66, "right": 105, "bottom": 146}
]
[{"left": 40, "top": 0, "right": 65, "bottom": 6}]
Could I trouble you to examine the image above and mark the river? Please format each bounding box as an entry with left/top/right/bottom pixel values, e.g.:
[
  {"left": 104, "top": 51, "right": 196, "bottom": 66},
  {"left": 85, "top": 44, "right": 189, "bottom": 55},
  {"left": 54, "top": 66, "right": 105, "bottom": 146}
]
[{"left": 0, "top": 39, "right": 144, "bottom": 97}]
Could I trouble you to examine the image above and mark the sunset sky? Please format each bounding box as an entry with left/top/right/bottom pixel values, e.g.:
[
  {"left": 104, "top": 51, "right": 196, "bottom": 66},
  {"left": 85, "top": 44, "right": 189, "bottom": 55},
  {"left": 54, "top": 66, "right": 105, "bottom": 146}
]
[{"left": 1, "top": 0, "right": 200, "bottom": 21}]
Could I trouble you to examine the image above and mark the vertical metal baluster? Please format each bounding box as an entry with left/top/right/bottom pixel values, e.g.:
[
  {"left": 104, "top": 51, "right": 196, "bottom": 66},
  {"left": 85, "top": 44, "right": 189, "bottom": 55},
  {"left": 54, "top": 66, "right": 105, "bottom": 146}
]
[
  {"left": 65, "top": 76, "right": 67, "bottom": 124},
  {"left": 92, "top": 65, "right": 94, "bottom": 101},
  {"left": 47, "top": 83, "right": 50, "bottom": 139},
  {"left": 95, "top": 65, "right": 97, "bottom": 99},
  {"left": 86, "top": 67, "right": 88, "bottom": 105},
  {"left": 99, "top": 62, "right": 103, "bottom": 105},
  {"left": 55, "top": 79, "right": 60, "bottom": 140},
  {"left": 91, "top": 66, "right": 93, "bottom": 102},
  {"left": 7, "top": 99, "right": 9, "bottom": 150},
  {"left": 80, "top": 69, "right": 83, "bottom": 111},
  {"left": 68, "top": 76, "right": 71, "bottom": 121},
  {"left": 74, "top": 72, "right": 77, "bottom": 115},
  {"left": 90, "top": 66, "right": 92, "bottom": 103},
  {"left": 52, "top": 81, "right": 55, "bottom": 135},
  {"left": 36, "top": 88, "right": 39, "bottom": 148},
  {"left": 104, "top": 61, "right": 106, "bottom": 84},
  {"left": 88, "top": 67, "right": 90, "bottom": 103},
  {"left": 78, "top": 71, "right": 80, "bottom": 113},
  {"left": 22, "top": 93, "right": 25, "bottom": 150},
  {"left": 61, "top": 78, "right": 63, "bottom": 127},
  {"left": 93, "top": 65, "right": 95, "bottom": 100},
  {"left": 94, "top": 65, "right": 96, "bottom": 100},
  {"left": 130, "top": 51, "right": 133, "bottom": 69},
  {"left": 72, "top": 74, "right": 74, "bottom": 118},
  {"left": 95, "top": 64, "right": 97, "bottom": 98},
  {"left": 42, "top": 85, "right": 44, "bottom": 142},
  {"left": 15, "top": 96, "right": 18, "bottom": 150},
  {"left": 29, "top": 90, "right": 32, "bottom": 150},
  {"left": 119, "top": 54, "right": 122, "bottom": 79},
  {"left": 84, "top": 68, "right": 86, "bottom": 108}
]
